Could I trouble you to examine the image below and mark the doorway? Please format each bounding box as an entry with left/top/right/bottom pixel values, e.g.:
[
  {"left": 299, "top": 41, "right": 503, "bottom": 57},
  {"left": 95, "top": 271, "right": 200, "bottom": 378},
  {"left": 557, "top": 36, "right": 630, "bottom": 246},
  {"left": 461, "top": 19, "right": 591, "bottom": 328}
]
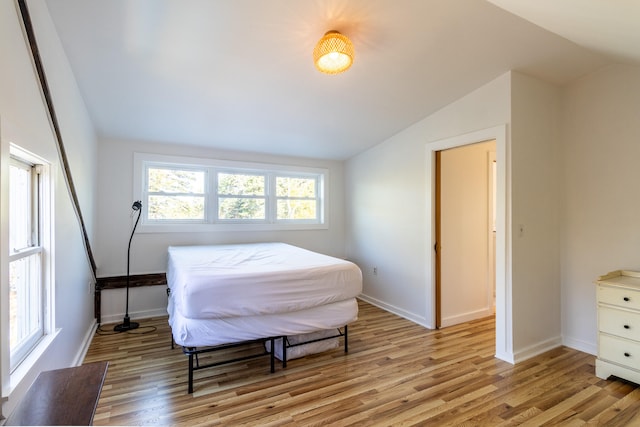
[
  {"left": 426, "top": 125, "right": 512, "bottom": 362},
  {"left": 435, "top": 141, "right": 496, "bottom": 328}
]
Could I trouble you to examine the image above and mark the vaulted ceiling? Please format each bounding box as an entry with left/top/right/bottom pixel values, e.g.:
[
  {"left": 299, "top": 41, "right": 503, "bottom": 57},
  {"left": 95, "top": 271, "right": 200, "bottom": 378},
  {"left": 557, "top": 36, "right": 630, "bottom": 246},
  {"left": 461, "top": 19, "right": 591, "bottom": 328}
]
[{"left": 43, "top": 0, "right": 637, "bottom": 160}]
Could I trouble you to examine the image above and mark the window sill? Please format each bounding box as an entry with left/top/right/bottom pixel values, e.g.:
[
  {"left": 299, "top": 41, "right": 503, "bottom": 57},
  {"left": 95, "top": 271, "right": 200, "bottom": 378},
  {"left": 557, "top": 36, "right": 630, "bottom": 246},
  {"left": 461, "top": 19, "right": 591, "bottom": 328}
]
[
  {"left": 5, "top": 328, "right": 61, "bottom": 399},
  {"left": 138, "top": 222, "right": 329, "bottom": 233}
]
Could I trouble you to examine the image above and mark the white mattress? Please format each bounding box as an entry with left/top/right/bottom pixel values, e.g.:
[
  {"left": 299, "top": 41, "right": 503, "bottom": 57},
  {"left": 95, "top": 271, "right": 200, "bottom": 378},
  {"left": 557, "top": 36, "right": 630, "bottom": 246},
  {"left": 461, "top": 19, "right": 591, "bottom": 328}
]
[
  {"left": 167, "top": 242, "right": 362, "bottom": 319},
  {"left": 168, "top": 297, "right": 358, "bottom": 347}
]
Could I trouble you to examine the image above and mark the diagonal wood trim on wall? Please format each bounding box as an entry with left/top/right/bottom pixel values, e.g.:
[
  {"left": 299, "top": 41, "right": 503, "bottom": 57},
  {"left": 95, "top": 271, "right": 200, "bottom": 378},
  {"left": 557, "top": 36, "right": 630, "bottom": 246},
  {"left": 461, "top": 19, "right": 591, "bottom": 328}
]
[{"left": 17, "top": 0, "right": 97, "bottom": 278}]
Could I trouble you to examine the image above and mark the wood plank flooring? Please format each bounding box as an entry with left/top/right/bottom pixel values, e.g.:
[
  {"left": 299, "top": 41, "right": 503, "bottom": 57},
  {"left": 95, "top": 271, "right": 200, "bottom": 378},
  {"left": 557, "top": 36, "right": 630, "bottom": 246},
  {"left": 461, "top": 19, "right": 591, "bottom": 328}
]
[{"left": 84, "top": 300, "right": 640, "bottom": 426}]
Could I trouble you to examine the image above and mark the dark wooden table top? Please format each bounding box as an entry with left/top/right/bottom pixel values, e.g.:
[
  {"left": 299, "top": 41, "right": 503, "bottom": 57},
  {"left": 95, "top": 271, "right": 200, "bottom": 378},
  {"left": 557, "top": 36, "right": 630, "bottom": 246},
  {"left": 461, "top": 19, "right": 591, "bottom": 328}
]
[{"left": 5, "top": 361, "right": 108, "bottom": 426}]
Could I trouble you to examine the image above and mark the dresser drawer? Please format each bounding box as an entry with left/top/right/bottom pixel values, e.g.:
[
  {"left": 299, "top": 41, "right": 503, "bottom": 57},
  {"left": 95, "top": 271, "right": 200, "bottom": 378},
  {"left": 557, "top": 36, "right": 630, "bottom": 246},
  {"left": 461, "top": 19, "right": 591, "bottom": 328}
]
[
  {"left": 598, "top": 285, "right": 640, "bottom": 310},
  {"left": 599, "top": 306, "right": 640, "bottom": 341},
  {"left": 599, "top": 334, "right": 640, "bottom": 369}
]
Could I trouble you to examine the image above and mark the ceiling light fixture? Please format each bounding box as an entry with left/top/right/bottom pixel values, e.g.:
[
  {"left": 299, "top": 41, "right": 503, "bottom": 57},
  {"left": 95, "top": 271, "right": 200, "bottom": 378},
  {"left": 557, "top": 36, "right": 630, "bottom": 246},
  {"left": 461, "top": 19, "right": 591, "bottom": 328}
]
[{"left": 313, "top": 30, "right": 355, "bottom": 75}]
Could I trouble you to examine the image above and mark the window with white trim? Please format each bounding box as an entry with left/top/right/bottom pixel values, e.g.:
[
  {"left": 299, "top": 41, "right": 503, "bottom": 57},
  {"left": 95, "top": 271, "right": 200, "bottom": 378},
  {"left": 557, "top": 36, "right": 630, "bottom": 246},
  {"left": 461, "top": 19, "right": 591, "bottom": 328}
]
[
  {"left": 275, "top": 175, "right": 319, "bottom": 222},
  {"left": 8, "top": 147, "right": 52, "bottom": 373},
  {"left": 135, "top": 153, "right": 328, "bottom": 231},
  {"left": 146, "top": 166, "right": 206, "bottom": 222},
  {"left": 217, "top": 170, "right": 266, "bottom": 221}
]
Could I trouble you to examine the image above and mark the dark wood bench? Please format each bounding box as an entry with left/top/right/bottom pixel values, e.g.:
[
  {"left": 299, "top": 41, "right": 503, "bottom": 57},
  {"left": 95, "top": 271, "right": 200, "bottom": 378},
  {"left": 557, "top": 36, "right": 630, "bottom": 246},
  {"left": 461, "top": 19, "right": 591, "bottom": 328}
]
[{"left": 5, "top": 361, "right": 108, "bottom": 426}]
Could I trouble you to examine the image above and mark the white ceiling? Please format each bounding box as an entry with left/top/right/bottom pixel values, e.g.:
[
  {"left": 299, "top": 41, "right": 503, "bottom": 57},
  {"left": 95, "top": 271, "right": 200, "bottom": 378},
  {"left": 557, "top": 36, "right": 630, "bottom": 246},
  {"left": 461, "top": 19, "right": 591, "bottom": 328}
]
[
  {"left": 487, "top": 0, "right": 640, "bottom": 64},
  {"left": 42, "top": 0, "right": 634, "bottom": 160}
]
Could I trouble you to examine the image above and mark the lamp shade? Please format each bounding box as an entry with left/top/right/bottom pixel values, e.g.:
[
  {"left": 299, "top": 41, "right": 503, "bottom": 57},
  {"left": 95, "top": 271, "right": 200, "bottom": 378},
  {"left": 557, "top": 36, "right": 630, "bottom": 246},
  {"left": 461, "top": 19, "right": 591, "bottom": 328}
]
[{"left": 313, "top": 30, "right": 354, "bottom": 74}]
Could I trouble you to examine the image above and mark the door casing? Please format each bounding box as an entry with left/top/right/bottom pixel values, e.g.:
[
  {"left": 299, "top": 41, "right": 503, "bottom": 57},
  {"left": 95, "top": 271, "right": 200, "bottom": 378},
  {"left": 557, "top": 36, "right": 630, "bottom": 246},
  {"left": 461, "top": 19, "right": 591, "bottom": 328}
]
[{"left": 426, "top": 124, "right": 512, "bottom": 362}]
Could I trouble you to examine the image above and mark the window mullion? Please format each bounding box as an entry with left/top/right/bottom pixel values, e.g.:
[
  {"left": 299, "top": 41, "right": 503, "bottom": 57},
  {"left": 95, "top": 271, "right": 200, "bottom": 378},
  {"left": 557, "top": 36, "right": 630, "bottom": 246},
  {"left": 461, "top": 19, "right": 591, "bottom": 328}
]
[
  {"left": 31, "top": 166, "right": 38, "bottom": 248},
  {"left": 267, "top": 172, "right": 275, "bottom": 224},
  {"left": 9, "top": 246, "right": 42, "bottom": 262},
  {"left": 147, "top": 191, "right": 205, "bottom": 197},
  {"left": 211, "top": 167, "right": 218, "bottom": 223}
]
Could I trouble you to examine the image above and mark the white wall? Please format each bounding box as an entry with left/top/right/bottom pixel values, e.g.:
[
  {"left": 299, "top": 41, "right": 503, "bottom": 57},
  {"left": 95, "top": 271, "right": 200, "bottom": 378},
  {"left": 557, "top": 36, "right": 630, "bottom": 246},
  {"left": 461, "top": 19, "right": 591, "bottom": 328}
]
[
  {"left": 345, "top": 73, "right": 511, "bottom": 326},
  {"left": 0, "top": 0, "right": 97, "bottom": 417},
  {"left": 561, "top": 64, "right": 640, "bottom": 354},
  {"left": 510, "top": 72, "right": 562, "bottom": 359},
  {"left": 96, "top": 138, "right": 347, "bottom": 323},
  {"left": 346, "top": 70, "right": 564, "bottom": 362}
]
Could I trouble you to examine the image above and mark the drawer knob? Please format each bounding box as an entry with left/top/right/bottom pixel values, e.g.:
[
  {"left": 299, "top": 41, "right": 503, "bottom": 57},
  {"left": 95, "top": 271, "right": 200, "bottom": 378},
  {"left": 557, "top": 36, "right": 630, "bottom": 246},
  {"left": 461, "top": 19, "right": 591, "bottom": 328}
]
[
  {"left": 624, "top": 324, "right": 631, "bottom": 329},
  {"left": 625, "top": 352, "right": 631, "bottom": 357},
  {"left": 624, "top": 297, "right": 631, "bottom": 302}
]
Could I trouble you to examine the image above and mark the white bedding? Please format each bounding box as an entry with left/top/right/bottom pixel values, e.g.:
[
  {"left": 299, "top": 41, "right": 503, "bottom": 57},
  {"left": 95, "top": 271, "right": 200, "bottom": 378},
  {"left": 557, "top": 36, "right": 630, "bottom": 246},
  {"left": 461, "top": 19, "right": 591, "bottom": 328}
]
[
  {"left": 168, "top": 297, "right": 358, "bottom": 347},
  {"left": 167, "top": 242, "right": 362, "bottom": 319}
]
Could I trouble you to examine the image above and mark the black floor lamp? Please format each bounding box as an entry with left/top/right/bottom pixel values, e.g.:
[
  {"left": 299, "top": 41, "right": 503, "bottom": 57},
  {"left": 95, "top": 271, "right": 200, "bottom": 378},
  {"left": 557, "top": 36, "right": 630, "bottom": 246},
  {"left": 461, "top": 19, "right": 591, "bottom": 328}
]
[{"left": 114, "top": 200, "right": 143, "bottom": 332}]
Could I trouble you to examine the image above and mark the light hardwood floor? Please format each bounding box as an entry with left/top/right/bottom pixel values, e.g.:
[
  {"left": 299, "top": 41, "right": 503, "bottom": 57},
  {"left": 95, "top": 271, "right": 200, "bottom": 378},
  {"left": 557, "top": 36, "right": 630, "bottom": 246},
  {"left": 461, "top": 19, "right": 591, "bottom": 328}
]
[{"left": 84, "top": 300, "right": 640, "bottom": 426}]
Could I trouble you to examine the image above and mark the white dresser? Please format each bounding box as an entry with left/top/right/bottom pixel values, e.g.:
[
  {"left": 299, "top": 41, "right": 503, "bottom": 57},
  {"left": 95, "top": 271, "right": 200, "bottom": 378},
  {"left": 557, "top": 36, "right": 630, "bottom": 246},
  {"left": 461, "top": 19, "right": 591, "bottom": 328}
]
[{"left": 596, "top": 270, "right": 640, "bottom": 384}]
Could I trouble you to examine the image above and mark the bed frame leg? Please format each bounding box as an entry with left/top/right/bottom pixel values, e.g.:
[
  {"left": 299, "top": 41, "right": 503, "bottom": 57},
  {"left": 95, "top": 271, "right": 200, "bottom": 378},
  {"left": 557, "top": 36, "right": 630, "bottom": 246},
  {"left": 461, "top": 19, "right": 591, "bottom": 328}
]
[
  {"left": 344, "top": 325, "right": 348, "bottom": 353},
  {"left": 270, "top": 337, "right": 275, "bottom": 373},
  {"left": 282, "top": 336, "right": 287, "bottom": 368},
  {"left": 188, "top": 353, "right": 194, "bottom": 394}
]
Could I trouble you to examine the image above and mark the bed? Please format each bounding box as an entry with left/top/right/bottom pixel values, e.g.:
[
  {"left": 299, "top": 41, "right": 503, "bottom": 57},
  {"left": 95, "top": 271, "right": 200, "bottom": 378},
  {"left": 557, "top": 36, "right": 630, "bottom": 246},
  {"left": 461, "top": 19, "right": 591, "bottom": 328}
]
[{"left": 166, "top": 242, "right": 362, "bottom": 392}]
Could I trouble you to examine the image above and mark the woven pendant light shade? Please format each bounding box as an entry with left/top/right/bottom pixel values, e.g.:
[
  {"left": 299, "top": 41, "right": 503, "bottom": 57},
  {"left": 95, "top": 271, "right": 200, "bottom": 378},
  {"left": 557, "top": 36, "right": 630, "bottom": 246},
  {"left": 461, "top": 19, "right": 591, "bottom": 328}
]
[{"left": 313, "top": 30, "right": 354, "bottom": 74}]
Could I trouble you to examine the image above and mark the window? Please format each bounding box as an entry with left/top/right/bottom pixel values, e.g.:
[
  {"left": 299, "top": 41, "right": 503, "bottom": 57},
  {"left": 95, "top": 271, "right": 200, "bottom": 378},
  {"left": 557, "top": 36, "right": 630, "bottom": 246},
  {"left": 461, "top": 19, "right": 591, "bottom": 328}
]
[
  {"left": 135, "top": 153, "right": 327, "bottom": 231},
  {"left": 276, "top": 175, "right": 318, "bottom": 222},
  {"left": 146, "top": 166, "right": 206, "bottom": 221},
  {"left": 218, "top": 171, "right": 266, "bottom": 221},
  {"left": 8, "top": 148, "right": 52, "bottom": 373}
]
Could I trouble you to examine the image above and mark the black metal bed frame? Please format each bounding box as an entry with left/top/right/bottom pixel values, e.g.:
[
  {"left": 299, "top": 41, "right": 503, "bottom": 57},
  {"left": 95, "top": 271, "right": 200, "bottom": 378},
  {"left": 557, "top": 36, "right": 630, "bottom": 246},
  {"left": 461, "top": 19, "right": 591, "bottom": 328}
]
[
  {"left": 181, "top": 337, "right": 277, "bottom": 394},
  {"left": 174, "top": 325, "right": 349, "bottom": 393},
  {"left": 279, "top": 326, "right": 348, "bottom": 368}
]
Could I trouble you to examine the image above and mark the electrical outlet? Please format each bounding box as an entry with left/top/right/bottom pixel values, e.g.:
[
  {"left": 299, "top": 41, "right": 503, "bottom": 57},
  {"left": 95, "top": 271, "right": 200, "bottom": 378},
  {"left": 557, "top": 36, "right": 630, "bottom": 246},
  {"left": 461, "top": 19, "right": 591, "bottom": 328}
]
[{"left": 88, "top": 281, "right": 93, "bottom": 294}]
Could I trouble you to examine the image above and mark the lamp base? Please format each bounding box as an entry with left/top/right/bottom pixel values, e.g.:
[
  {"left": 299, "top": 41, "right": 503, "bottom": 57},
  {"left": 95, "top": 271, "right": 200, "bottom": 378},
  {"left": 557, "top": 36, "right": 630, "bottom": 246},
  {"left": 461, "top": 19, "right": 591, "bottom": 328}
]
[{"left": 114, "top": 316, "right": 139, "bottom": 332}]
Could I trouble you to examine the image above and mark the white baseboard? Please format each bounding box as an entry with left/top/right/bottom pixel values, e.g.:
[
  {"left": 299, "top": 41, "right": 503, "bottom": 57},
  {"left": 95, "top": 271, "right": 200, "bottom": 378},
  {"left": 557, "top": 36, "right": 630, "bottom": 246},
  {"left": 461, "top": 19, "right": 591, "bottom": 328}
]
[
  {"left": 440, "top": 307, "right": 494, "bottom": 328},
  {"left": 358, "top": 295, "right": 590, "bottom": 367},
  {"left": 562, "top": 335, "right": 597, "bottom": 356},
  {"left": 513, "top": 336, "right": 563, "bottom": 363},
  {"left": 357, "top": 294, "right": 431, "bottom": 328},
  {"left": 73, "top": 319, "right": 97, "bottom": 366},
  {"left": 100, "top": 308, "right": 169, "bottom": 326}
]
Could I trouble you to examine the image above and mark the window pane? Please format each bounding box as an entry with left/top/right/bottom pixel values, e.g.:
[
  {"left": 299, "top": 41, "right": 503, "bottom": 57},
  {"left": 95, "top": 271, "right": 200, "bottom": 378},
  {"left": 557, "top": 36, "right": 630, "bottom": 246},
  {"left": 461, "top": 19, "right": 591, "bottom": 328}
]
[
  {"left": 218, "top": 173, "right": 264, "bottom": 196},
  {"left": 276, "top": 176, "right": 316, "bottom": 198},
  {"left": 10, "top": 163, "right": 32, "bottom": 251},
  {"left": 148, "top": 168, "right": 204, "bottom": 193},
  {"left": 148, "top": 195, "right": 205, "bottom": 220},
  {"left": 219, "top": 197, "right": 265, "bottom": 220},
  {"left": 10, "top": 253, "right": 42, "bottom": 353},
  {"left": 277, "top": 200, "right": 317, "bottom": 220}
]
